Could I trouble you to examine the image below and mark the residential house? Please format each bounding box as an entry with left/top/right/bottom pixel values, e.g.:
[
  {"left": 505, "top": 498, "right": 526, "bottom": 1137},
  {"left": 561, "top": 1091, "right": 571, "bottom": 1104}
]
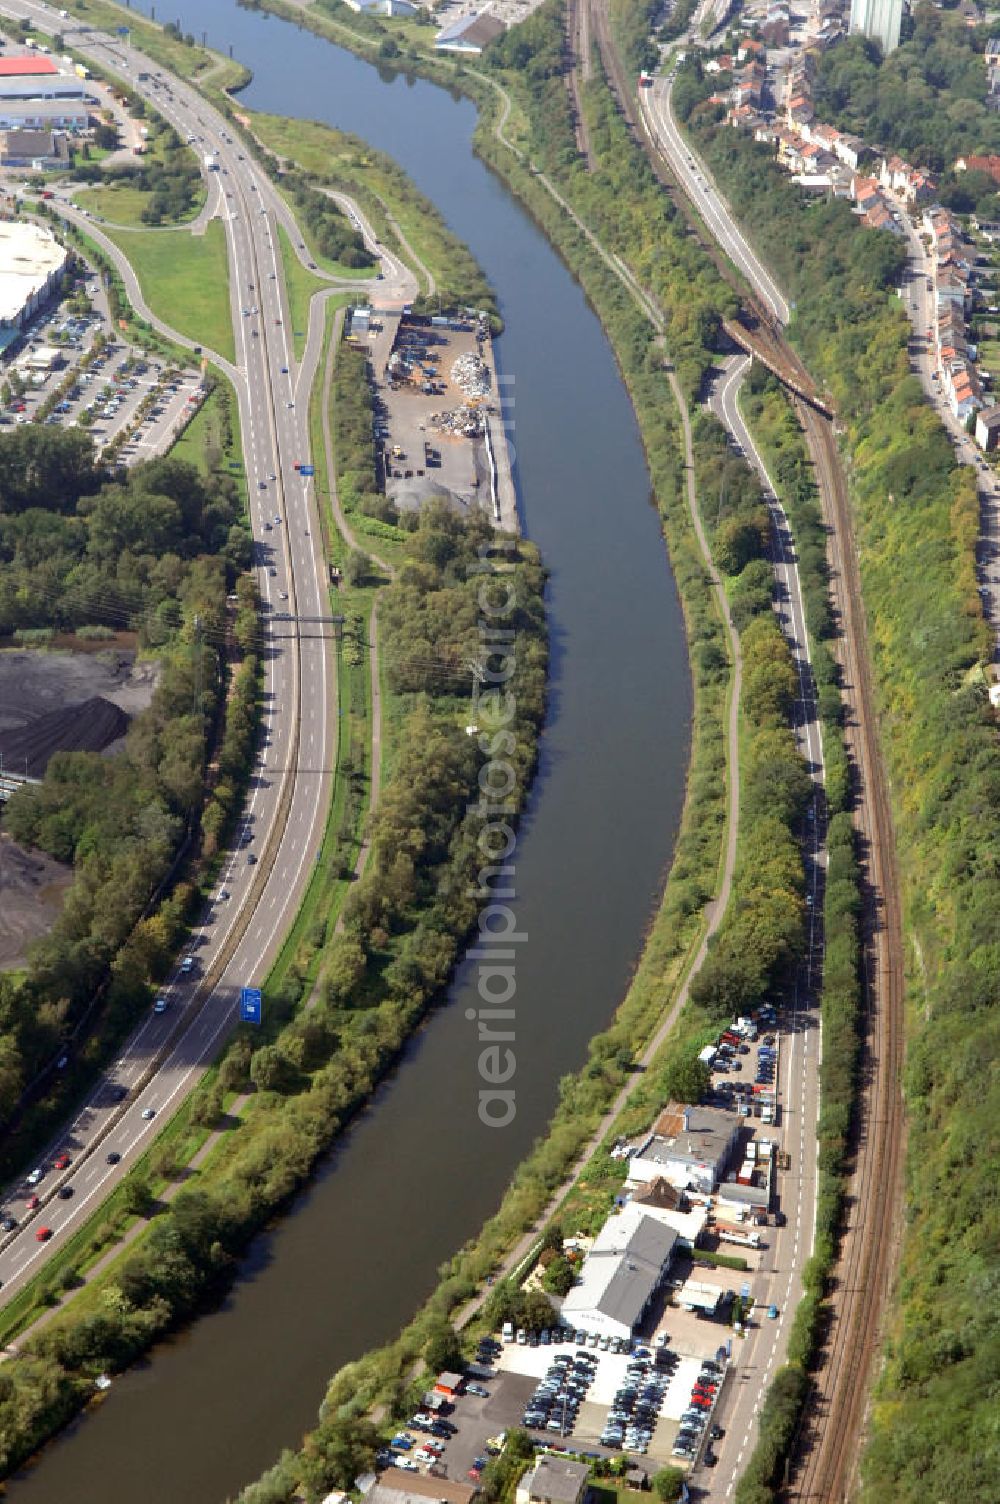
[
  {"left": 975, "top": 403, "right": 1000, "bottom": 449},
  {"left": 516, "top": 1458, "right": 590, "bottom": 1504}
]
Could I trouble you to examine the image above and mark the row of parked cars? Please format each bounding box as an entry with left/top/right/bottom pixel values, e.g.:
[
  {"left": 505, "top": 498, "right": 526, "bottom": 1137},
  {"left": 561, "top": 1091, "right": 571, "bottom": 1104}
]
[
  {"left": 522, "top": 1350, "right": 597, "bottom": 1436},
  {"left": 600, "top": 1350, "right": 677, "bottom": 1454},
  {"left": 506, "top": 1321, "right": 639, "bottom": 1354},
  {"left": 671, "top": 1358, "right": 725, "bottom": 1464}
]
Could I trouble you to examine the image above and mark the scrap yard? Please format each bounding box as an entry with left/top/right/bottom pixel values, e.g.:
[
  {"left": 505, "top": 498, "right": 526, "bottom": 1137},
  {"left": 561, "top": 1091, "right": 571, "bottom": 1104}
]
[{"left": 351, "top": 307, "right": 518, "bottom": 533}]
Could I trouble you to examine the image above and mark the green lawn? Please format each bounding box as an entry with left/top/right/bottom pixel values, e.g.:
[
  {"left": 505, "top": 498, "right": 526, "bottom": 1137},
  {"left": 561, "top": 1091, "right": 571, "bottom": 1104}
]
[
  {"left": 277, "top": 223, "right": 327, "bottom": 361},
  {"left": 102, "top": 220, "right": 235, "bottom": 364}
]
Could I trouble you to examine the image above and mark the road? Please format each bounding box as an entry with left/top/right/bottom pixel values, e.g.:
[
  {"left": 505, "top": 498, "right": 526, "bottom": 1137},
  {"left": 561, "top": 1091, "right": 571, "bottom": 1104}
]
[
  {"left": 706, "top": 356, "right": 823, "bottom": 1496},
  {"left": 893, "top": 211, "right": 1000, "bottom": 653},
  {"left": 0, "top": 0, "right": 386, "bottom": 1305},
  {"left": 628, "top": 27, "right": 905, "bottom": 1502}
]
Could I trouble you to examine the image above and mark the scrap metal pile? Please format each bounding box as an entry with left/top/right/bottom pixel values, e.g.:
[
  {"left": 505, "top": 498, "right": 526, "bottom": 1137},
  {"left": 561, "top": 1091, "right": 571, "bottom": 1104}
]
[
  {"left": 450, "top": 351, "right": 490, "bottom": 399},
  {"left": 429, "top": 405, "right": 484, "bottom": 437}
]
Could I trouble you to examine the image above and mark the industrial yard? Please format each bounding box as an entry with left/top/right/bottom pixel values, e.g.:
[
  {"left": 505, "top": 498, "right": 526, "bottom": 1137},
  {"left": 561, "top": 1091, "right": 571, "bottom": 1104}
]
[{"left": 351, "top": 307, "right": 518, "bottom": 532}]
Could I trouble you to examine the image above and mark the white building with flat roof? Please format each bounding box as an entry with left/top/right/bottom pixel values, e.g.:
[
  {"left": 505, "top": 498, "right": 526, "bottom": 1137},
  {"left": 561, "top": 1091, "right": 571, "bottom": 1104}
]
[{"left": 0, "top": 221, "right": 68, "bottom": 333}]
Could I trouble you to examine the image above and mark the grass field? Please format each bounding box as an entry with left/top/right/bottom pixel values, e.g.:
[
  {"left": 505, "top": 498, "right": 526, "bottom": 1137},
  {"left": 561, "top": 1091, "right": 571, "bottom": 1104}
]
[
  {"left": 102, "top": 220, "right": 235, "bottom": 364},
  {"left": 277, "top": 224, "right": 327, "bottom": 361}
]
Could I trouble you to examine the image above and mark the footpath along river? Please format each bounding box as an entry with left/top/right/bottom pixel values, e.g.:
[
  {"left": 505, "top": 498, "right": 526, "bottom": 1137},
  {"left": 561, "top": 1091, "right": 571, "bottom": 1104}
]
[{"left": 9, "top": 5, "right": 692, "bottom": 1499}]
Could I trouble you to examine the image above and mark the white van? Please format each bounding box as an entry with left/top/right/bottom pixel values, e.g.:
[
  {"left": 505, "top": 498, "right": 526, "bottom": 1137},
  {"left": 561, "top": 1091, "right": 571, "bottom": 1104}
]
[
  {"left": 502, "top": 1321, "right": 514, "bottom": 1342},
  {"left": 516, "top": 1328, "right": 527, "bottom": 1345}
]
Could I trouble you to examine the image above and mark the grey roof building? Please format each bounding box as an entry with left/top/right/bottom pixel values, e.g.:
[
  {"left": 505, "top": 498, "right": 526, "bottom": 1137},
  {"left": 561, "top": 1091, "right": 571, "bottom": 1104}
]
[
  {"left": 516, "top": 1457, "right": 590, "bottom": 1504},
  {"left": 561, "top": 1204, "right": 677, "bottom": 1340}
]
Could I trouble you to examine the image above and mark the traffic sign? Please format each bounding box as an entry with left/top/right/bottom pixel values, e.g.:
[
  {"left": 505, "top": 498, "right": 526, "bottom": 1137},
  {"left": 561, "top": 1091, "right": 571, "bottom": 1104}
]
[
  {"left": 240, "top": 987, "right": 262, "bottom": 1025},
  {"left": 299, "top": 465, "right": 315, "bottom": 477}
]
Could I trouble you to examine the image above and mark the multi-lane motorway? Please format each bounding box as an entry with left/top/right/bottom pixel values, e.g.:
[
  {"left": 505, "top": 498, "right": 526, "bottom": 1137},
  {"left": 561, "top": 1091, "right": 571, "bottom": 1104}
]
[{"left": 0, "top": 0, "right": 393, "bottom": 1302}]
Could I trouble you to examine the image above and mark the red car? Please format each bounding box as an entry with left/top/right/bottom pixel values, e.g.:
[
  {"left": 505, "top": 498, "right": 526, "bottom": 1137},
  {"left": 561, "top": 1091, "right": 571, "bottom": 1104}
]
[
  {"left": 26, "top": 1194, "right": 40, "bottom": 1211},
  {"left": 53, "top": 1153, "right": 71, "bottom": 1171},
  {"left": 35, "top": 1227, "right": 52, "bottom": 1242},
  {"left": 691, "top": 1395, "right": 713, "bottom": 1409}
]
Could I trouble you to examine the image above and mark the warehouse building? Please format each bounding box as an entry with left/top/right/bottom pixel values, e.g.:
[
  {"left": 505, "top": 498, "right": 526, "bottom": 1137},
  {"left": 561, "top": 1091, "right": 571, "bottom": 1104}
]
[
  {"left": 0, "top": 97, "right": 89, "bottom": 129},
  {"left": 561, "top": 1205, "right": 677, "bottom": 1343},
  {"left": 434, "top": 10, "right": 506, "bottom": 53},
  {"left": 0, "top": 221, "right": 68, "bottom": 347},
  {"left": 0, "top": 73, "right": 89, "bottom": 104}
]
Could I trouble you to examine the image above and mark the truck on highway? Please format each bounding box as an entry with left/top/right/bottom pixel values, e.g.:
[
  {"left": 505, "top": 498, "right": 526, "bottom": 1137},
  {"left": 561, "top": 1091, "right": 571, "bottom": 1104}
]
[{"left": 204, "top": 153, "right": 219, "bottom": 171}]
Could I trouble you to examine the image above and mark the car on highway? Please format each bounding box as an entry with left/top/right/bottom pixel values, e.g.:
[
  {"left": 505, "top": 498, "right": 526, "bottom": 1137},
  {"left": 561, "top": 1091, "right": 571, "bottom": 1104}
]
[
  {"left": 768, "top": 1303, "right": 779, "bottom": 1319},
  {"left": 35, "top": 1227, "right": 53, "bottom": 1242},
  {"left": 53, "top": 1153, "right": 71, "bottom": 1170},
  {"left": 280, "top": 365, "right": 288, "bottom": 374},
  {"left": 153, "top": 996, "right": 168, "bottom": 1014},
  {"left": 26, "top": 1166, "right": 45, "bottom": 1186},
  {"left": 106, "top": 1151, "right": 122, "bottom": 1165},
  {"left": 141, "top": 1107, "right": 156, "bottom": 1121},
  {"left": 58, "top": 1186, "right": 74, "bottom": 1200},
  {"left": 26, "top": 1194, "right": 40, "bottom": 1211},
  {"left": 0, "top": 1214, "right": 16, "bottom": 1232},
  {"left": 180, "top": 956, "right": 195, "bottom": 975}
]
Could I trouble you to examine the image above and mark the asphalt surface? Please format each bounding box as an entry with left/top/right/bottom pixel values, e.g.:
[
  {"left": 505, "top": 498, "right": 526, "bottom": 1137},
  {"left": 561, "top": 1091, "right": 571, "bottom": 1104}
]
[{"left": 0, "top": 0, "right": 411, "bottom": 1306}]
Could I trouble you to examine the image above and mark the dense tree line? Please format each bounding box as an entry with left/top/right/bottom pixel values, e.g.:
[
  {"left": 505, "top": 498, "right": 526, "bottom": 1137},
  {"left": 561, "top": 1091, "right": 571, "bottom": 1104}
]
[{"left": 284, "top": 172, "right": 376, "bottom": 269}]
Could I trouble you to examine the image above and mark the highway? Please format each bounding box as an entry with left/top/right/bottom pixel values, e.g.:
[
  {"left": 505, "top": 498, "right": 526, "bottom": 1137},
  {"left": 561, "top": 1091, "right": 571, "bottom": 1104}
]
[{"left": 0, "top": 0, "right": 402, "bottom": 1307}]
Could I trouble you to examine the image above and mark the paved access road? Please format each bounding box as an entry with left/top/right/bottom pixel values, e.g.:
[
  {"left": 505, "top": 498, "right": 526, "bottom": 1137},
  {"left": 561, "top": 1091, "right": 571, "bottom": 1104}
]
[{"left": 0, "top": 0, "right": 398, "bottom": 1306}]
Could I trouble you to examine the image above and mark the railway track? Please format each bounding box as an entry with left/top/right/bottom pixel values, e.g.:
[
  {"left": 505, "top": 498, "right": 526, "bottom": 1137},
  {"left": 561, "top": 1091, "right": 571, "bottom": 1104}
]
[
  {"left": 566, "top": 0, "right": 596, "bottom": 168},
  {"left": 582, "top": 1, "right": 908, "bottom": 1493},
  {"left": 788, "top": 408, "right": 907, "bottom": 1502}
]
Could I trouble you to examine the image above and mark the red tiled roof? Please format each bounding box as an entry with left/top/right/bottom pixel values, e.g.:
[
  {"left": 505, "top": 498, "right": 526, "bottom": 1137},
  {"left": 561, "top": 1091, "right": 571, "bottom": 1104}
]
[{"left": 0, "top": 55, "right": 58, "bottom": 76}]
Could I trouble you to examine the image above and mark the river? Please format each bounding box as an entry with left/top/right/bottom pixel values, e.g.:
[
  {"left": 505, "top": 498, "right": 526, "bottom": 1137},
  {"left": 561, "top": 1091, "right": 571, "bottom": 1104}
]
[{"left": 9, "top": 5, "right": 691, "bottom": 1499}]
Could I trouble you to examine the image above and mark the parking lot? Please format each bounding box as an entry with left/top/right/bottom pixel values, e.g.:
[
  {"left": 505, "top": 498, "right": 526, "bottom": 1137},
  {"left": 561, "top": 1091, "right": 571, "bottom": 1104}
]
[{"left": 2, "top": 270, "right": 202, "bottom": 465}]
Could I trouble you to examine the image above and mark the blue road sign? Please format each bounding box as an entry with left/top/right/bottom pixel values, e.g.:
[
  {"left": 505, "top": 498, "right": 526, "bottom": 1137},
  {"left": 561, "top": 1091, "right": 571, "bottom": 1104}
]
[
  {"left": 240, "top": 987, "right": 262, "bottom": 1025},
  {"left": 116, "top": 25, "right": 130, "bottom": 34},
  {"left": 299, "top": 465, "right": 315, "bottom": 477}
]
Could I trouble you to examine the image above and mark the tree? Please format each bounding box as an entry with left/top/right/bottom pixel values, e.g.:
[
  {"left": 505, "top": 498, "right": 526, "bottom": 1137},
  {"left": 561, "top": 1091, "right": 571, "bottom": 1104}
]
[
  {"left": 542, "top": 1254, "right": 575, "bottom": 1297},
  {"left": 658, "top": 1055, "right": 710, "bottom": 1105},
  {"left": 344, "top": 548, "right": 371, "bottom": 587},
  {"left": 424, "top": 1317, "right": 462, "bottom": 1374},
  {"left": 299, "top": 1416, "right": 379, "bottom": 1498},
  {"left": 653, "top": 1467, "right": 685, "bottom": 1502},
  {"left": 121, "top": 1177, "right": 155, "bottom": 1219}
]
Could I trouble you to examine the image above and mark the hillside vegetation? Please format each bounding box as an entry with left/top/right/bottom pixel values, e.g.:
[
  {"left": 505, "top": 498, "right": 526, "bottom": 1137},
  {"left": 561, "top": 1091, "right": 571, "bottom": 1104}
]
[{"left": 676, "top": 78, "right": 1000, "bottom": 1500}]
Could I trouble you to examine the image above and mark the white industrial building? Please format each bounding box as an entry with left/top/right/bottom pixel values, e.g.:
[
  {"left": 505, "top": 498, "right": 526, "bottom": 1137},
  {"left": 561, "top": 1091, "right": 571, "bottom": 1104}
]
[
  {"left": 560, "top": 1205, "right": 677, "bottom": 1343},
  {"left": 0, "top": 98, "right": 89, "bottom": 130},
  {"left": 0, "top": 221, "right": 68, "bottom": 338},
  {"left": 848, "top": 0, "right": 902, "bottom": 55},
  {"left": 629, "top": 1103, "right": 741, "bottom": 1196},
  {"left": 0, "top": 75, "right": 89, "bottom": 103}
]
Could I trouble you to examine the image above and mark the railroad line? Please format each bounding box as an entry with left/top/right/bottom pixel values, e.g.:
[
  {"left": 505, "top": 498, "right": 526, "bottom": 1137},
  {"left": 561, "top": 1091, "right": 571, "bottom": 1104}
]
[{"left": 566, "top": 0, "right": 596, "bottom": 169}]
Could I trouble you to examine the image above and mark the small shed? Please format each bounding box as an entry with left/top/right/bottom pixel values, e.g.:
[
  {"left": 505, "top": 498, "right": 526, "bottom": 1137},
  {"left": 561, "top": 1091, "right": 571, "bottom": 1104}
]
[{"left": 434, "top": 1370, "right": 463, "bottom": 1398}]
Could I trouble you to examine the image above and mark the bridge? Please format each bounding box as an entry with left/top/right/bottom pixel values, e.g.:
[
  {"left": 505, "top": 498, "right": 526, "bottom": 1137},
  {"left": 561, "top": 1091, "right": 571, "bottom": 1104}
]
[{"left": 722, "top": 317, "right": 835, "bottom": 419}]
